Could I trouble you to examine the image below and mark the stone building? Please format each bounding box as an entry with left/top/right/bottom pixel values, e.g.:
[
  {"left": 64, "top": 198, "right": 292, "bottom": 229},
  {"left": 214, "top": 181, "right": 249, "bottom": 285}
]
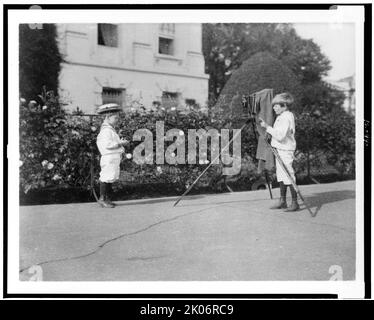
[
  {"left": 336, "top": 75, "right": 355, "bottom": 115},
  {"left": 56, "top": 23, "right": 209, "bottom": 113},
  {"left": 327, "top": 74, "right": 355, "bottom": 115}
]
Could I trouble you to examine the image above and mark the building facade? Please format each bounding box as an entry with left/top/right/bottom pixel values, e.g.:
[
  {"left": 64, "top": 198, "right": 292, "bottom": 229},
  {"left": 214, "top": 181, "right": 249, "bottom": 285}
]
[
  {"left": 56, "top": 23, "right": 209, "bottom": 113},
  {"left": 326, "top": 74, "right": 355, "bottom": 115}
]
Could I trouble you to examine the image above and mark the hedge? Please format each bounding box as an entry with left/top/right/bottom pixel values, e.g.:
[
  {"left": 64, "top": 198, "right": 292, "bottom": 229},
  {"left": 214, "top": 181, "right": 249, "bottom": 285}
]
[
  {"left": 19, "top": 96, "right": 264, "bottom": 205},
  {"left": 19, "top": 91, "right": 355, "bottom": 205},
  {"left": 216, "top": 51, "right": 302, "bottom": 116}
]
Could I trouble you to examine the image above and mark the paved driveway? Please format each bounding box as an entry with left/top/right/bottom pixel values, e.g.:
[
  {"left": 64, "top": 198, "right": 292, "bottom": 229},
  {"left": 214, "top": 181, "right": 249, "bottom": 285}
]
[{"left": 19, "top": 180, "right": 356, "bottom": 281}]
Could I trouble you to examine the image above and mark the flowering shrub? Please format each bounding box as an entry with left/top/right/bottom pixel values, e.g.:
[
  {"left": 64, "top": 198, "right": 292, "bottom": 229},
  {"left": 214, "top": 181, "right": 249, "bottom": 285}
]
[
  {"left": 20, "top": 93, "right": 105, "bottom": 194},
  {"left": 115, "top": 107, "right": 259, "bottom": 191},
  {"left": 296, "top": 110, "right": 355, "bottom": 177},
  {"left": 19, "top": 90, "right": 354, "bottom": 204},
  {"left": 20, "top": 95, "right": 69, "bottom": 193},
  {"left": 19, "top": 94, "right": 260, "bottom": 202}
]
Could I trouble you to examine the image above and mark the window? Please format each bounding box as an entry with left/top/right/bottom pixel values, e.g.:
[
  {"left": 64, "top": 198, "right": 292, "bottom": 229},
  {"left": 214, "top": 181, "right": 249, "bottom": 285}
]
[
  {"left": 158, "top": 23, "right": 175, "bottom": 56},
  {"left": 185, "top": 99, "right": 196, "bottom": 107},
  {"left": 152, "top": 101, "right": 161, "bottom": 108},
  {"left": 159, "top": 37, "right": 174, "bottom": 55},
  {"left": 102, "top": 87, "right": 126, "bottom": 108},
  {"left": 162, "top": 91, "right": 179, "bottom": 110},
  {"left": 159, "top": 23, "right": 175, "bottom": 35},
  {"left": 98, "top": 24, "right": 118, "bottom": 47}
]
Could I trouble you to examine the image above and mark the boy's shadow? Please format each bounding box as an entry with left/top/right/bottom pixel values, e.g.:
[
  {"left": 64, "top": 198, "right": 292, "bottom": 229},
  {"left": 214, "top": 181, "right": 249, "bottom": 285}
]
[
  {"left": 301, "top": 190, "right": 355, "bottom": 217},
  {"left": 111, "top": 189, "right": 355, "bottom": 217},
  {"left": 115, "top": 195, "right": 205, "bottom": 207}
]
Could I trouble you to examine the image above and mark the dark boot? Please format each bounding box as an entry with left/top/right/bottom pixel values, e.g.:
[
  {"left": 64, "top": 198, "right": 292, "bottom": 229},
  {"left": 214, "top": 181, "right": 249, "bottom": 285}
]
[
  {"left": 105, "top": 183, "right": 116, "bottom": 207},
  {"left": 284, "top": 200, "right": 300, "bottom": 212},
  {"left": 98, "top": 182, "right": 114, "bottom": 208},
  {"left": 271, "top": 198, "right": 287, "bottom": 209},
  {"left": 270, "top": 182, "right": 287, "bottom": 209},
  {"left": 284, "top": 185, "right": 300, "bottom": 212}
]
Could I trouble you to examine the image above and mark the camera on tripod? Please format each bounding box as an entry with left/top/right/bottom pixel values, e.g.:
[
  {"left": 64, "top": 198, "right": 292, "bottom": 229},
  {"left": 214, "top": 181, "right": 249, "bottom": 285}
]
[{"left": 241, "top": 94, "right": 258, "bottom": 119}]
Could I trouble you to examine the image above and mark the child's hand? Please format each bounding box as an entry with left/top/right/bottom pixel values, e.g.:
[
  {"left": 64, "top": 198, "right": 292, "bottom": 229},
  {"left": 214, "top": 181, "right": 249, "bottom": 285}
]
[
  {"left": 120, "top": 138, "right": 129, "bottom": 146},
  {"left": 259, "top": 117, "right": 268, "bottom": 129}
]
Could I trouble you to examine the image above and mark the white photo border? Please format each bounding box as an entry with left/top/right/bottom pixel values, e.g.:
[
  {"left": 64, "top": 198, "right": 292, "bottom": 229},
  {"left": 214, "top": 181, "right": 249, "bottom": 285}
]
[{"left": 5, "top": 4, "right": 366, "bottom": 298}]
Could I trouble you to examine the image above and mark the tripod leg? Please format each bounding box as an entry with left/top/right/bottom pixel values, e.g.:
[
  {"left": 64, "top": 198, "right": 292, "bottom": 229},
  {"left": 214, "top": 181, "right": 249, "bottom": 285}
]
[
  {"left": 174, "top": 123, "right": 246, "bottom": 207},
  {"left": 90, "top": 150, "right": 99, "bottom": 202},
  {"left": 264, "top": 169, "right": 273, "bottom": 199}
]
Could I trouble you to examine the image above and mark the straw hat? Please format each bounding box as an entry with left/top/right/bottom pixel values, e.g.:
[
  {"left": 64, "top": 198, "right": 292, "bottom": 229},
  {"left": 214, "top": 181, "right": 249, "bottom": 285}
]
[
  {"left": 272, "top": 93, "right": 294, "bottom": 106},
  {"left": 97, "top": 103, "right": 122, "bottom": 115}
]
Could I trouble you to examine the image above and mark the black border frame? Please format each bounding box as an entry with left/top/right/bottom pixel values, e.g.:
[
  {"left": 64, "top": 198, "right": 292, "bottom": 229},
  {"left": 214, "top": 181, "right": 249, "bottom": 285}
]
[{"left": 3, "top": 2, "right": 371, "bottom": 299}]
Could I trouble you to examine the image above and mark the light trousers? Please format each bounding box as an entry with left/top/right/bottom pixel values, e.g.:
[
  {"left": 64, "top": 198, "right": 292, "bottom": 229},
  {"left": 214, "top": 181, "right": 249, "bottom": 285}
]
[
  {"left": 99, "top": 153, "right": 121, "bottom": 183},
  {"left": 275, "top": 149, "right": 296, "bottom": 186}
]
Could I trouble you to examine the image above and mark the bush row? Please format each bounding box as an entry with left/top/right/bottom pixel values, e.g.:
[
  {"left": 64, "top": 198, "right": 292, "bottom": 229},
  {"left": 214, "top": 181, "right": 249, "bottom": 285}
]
[{"left": 19, "top": 95, "right": 355, "bottom": 205}]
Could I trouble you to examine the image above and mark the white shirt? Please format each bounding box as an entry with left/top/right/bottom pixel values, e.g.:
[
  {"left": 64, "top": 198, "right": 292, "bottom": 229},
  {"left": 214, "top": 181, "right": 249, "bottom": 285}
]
[
  {"left": 266, "top": 110, "right": 296, "bottom": 151},
  {"left": 96, "top": 121, "right": 124, "bottom": 156}
]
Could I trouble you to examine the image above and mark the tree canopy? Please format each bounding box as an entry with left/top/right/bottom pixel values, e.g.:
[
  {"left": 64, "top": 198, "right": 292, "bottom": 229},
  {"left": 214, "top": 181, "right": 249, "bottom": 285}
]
[
  {"left": 205, "top": 24, "right": 354, "bottom": 178},
  {"left": 203, "top": 23, "right": 331, "bottom": 100},
  {"left": 19, "top": 24, "right": 62, "bottom": 102},
  {"left": 216, "top": 51, "right": 302, "bottom": 115}
]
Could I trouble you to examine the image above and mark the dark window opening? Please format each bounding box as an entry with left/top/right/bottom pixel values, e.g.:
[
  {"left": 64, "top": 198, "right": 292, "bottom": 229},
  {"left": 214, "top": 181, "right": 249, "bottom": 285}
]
[
  {"left": 162, "top": 91, "right": 179, "bottom": 109},
  {"left": 98, "top": 24, "right": 118, "bottom": 47},
  {"left": 152, "top": 101, "right": 161, "bottom": 107},
  {"left": 159, "top": 37, "right": 174, "bottom": 55},
  {"left": 102, "top": 87, "right": 126, "bottom": 108},
  {"left": 185, "top": 99, "right": 197, "bottom": 107}
]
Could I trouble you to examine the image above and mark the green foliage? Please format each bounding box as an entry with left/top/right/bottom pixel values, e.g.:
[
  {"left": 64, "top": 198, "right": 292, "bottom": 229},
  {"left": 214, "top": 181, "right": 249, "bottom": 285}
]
[
  {"left": 19, "top": 95, "right": 261, "bottom": 198},
  {"left": 300, "top": 81, "right": 346, "bottom": 114},
  {"left": 296, "top": 109, "right": 355, "bottom": 175},
  {"left": 19, "top": 90, "right": 354, "bottom": 204},
  {"left": 19, "top": 94, "right": 104, "bottom": 194},
  {"left": 19, "top": 24, "right": 62, "bottom": 101},
  {"left": 202, "top": 23, "right": 331, "bottom": 99},
  {"left": 216, "top": 51, "right": 302, "bottom": 115},
  {"left": 280, "top": 37, "right": 331, "bottom": 84},
  {"left": 20, "top": 92, "right": 69, "bottom": 193},
  {"left": 210, "top": 44, "right": 353, "bottom": 180},
  {"left": 116, "top": 108, "right": 259, "bottom": 190}
]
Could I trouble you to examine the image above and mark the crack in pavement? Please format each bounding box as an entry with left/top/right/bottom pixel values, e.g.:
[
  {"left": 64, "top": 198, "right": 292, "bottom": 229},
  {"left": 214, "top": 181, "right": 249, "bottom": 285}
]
[
  {"left": 126, "top": 255, "right": 168, "bottom": 261},
  {"left": 19, "top": 204, "right": 222, "bottom": 274}
]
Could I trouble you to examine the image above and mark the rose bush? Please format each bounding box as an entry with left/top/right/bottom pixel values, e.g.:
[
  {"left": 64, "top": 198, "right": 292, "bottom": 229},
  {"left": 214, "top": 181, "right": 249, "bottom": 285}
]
[
  {"left": 19, "top": 90, "right": 354, "bottom": 205},
  {"left": 19, "top": 94, "right": 261, "bottom": 204}
]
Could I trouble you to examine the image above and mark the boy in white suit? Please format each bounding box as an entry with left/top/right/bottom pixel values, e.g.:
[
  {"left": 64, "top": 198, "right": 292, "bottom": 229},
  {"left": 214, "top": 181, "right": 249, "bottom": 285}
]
[
  {"left": 259, "top": 93, "right": 299, "bottom": 212},
  {"left": 96, "top": 103, "right": 129, "bottom": 208}
]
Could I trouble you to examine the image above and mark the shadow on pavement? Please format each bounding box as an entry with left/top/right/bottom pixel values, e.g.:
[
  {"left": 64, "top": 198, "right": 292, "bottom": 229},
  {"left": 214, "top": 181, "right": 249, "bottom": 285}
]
[
  {"left": 173, "top": 190, "right": 355, "bottom": 218},
  {"left": 115, "top": 195, "right": 206, "bottom": 207},
  {"left": 114, "top": 189, "right": 355, "bottom": 218},
  {"left": 301, "top": 189, "right": 355, "bottom": 217},
  {"left": 177, "top": 197, "right": 273, "bottom": 208}
]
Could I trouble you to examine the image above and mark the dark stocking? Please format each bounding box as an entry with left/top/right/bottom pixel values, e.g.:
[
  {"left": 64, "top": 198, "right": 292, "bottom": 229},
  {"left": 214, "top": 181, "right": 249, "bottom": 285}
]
[
  {"left": 99, "top": 182, "right": 107, "bottom": 200},
  {"left": 280, "top": 182, "right": 287, "bottom": 201},
  {"left": 289, "top": 185, "right": 297, "bottom": 201}
]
